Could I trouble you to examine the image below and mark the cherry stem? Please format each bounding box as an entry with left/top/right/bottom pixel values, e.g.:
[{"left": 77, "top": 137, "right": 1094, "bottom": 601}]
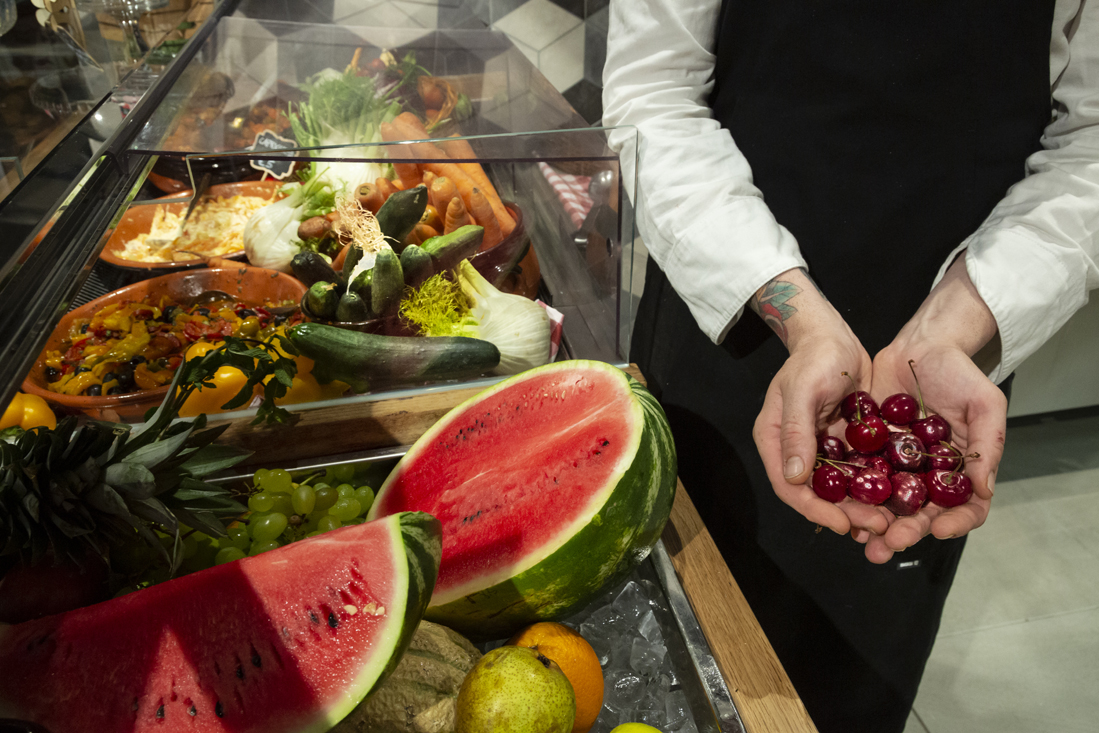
[
  {"left": 840, "top": 371, "right": 861, "bottom": 422},
  {"left": 908, "top": 359, "right": 928, "bottom": 419}
]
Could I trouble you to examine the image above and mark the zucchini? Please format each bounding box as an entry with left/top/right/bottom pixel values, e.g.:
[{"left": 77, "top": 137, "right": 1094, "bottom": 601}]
[
  {"left": 376, "top": 184, "right": 428, "bottom": 251},
  {"left": 371, "top": 247, "right": 405, "bottom": 317},
  {"left": 348, "top": 268, "right": 373, "bottom": 300},
  {"left": 306, "top": 281, "right": 339, "bottom": 319},
  {"left": 399, "top": 243, "right": 435, "bottom": 289},
  {"left": 421, "top": 225, "right": 484, "bottom": 274},
  {"left": 342, "top": 243, "right": 363, "bottom": 280},
  {"left": 336, "top": 291, "right": 371, "bottom": 322},
  {"left": 292, "top": 251, "right": 343, "bottom": 289},
  {"left": 286, "top": 322, "right": 501, "bottom": 394}
]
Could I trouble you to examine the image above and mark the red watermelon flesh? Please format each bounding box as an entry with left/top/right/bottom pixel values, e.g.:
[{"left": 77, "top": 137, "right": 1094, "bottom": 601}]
[
  {"left": 0, "top": 512, "right": 441, "bottom": 733},
  {"left": 369, "top": 362, "right": 660, "bottom": 612}
]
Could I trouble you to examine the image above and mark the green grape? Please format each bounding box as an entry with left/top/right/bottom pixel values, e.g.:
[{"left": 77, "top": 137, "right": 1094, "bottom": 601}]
[
  {"left": 318, "top": 515, "right": 342, "bottom": 533},
  {"left": 252, "top": 513, "right": 289, "bottom": 543},
  {"left": 337, "top": 483, "right": 355, "bottom": 498},
  {"left": 181, "top": 534, "right": 199, "bottom": 559},
  {"left": 344, "top": 518, "right": 364, "bottom": 526},
  {"left": 271, "top": 494, "right": 294, "bottom": 516},
  {"left": 292, "top": 485, "right": 317, "bottom": 515},
  {"left": 314, "top": 484, "right": 338, "bottom": 512},
  {"left": 353, "top": 486, "right": 375, "bottom": 515},
  {"left": 331, "top": 464, "right": 355, "bottom": 483},
  {"left": 306, "top": 531, "right": 321, "bottom": 538},
  {"left": 248, "top": 492, "right": 277, "bottom": 513},
  {"left": 215, "top": 547, "right": 247, "bottom": 565},
  {"left": 249, "top": 540, "right": 281, "bottom": 556},
  {"left": 329, "top": 498, "right": 361, "bottom": 522},
  {"left": 219, "top": 525, "right": 251, "bottom": 551},
  {"left": 252, "top": 468, "right": 270, "bottom": 487},
  {"left": 265, "top": 468, "right": 293, "bottom": 494}
]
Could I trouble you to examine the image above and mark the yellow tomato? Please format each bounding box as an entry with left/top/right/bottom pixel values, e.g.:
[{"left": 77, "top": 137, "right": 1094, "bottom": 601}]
[
  {"left": 1, "top": 392, "right": 25, "bottom": 430},
  {"left": 179, "top": 366, "right": 250, "bottom": 417},
  {"left": 19, "top": 394, "right": 57, "bottom": 431},
  {"left": 185, "top": 340, "right": 219, "bottom": 359},
  {"left": 262, "top": 374, "right": 348, "bottom": 406}
]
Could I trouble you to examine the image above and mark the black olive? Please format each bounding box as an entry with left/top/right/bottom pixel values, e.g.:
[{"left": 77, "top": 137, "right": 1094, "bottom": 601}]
[
  {"left": 107, "top": 386, "right": 125, "bottom": 395},
  {"left": 161, "top": 306, "right": 178, "bottom": 322},
  {"left": 80, "top": 324, "right": 89, "bottom": 333},
  {"left": 74, "top": 366, "right": 90, "bottom": 374},
  {"left": 116, "top": 371, "right": 135, "bottom": 387},
  {"left": 102, "top": 372, "right": 117, "bottom": 383},
  {"left": 85, "top": 384, "right": 102, "bottom": 396},
  {"left": 130, "top": 355, "right": 146, "bottom": 366},
  {"left": 273, "top": 314, "right": 288, "bottom": 325},
  {"left": 238, "top": 308, "right": 257, "bottom": 318},
  {"left": 44, "top": 366, "right": 59, "bottom": 380},
  {"left": 195, "top": 307, "right": 210, "bottom": 317}
]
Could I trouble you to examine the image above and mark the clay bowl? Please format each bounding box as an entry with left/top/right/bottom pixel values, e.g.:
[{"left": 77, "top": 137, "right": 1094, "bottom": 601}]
[
  {"left": 22, "top": 267, "right": 306, "bottom": 422},
  {"left": 306, "top": 203, "right": 535, "bottom": 334},
  {"left": 99, "top": 180, "right": 283, "bottom": 272}
]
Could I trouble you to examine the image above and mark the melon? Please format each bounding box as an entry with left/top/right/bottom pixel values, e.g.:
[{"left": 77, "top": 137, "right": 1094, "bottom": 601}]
[
  {"left": 0, "top": 511, "right": 442, "bottom": 733},
  {"left": 367, "top": 360, "right": 677, "bottom": 640}
]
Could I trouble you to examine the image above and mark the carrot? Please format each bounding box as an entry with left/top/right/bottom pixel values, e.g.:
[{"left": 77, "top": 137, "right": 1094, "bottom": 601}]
[
  {"left": 444, "top": 195, "right": 473, "bottom": 234},
  {"left": 437, "top": 135, "right": 515, "bottom": 235},
  {"left": 407, "top": 223, "right": 439, "bottom": 246},
  {"left": 421, "top": 170, "right": 437, "bottom": 190},
  {"left": 356, "top": 182, "right": 384, "bottom": 214},
  {"left": 421, "top": 204, "right": 442, "bottom": 231},
  {"left": 375, "top": 177, "right": 396, "bottom": 202},
  {"left": 430, "top": 176, "right": 459, "bottom": 217},
  {"left": 379, "top": 121, "right": 423, "bottom": 189},
  {"left": 468, "top": 187, "right": 502, "bottom": 249}
]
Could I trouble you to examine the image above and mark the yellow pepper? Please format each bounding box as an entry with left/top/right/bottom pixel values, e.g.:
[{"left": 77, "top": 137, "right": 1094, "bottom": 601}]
[
  {"left": 178, "top": 341, "right": 250, "bottom": 417},
  {"left": 51, "top": 371, "right": 100, "bottom": 396},
  {"left": 1, "top": 392, "right": 57, "bottom": 431}
]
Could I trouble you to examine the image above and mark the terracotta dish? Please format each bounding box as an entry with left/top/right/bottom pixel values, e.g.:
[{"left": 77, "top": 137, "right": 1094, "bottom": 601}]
[
  {"left": 99, "top": 180, "right": 283, "bottom": 272},
  {"left": 22, "top": 267, "right": 306, "bottom": 422}
]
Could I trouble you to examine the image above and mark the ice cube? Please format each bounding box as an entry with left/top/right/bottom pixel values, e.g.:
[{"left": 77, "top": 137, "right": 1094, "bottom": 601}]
[
  {"left": 630, "top": 636, "right": 666, "bottom": 677},
  {"left": 638, "top": 609, "right": 664, "bottom": 645},
  {"left": 674, "top": 715, "right": 700, "bottom": 733},
  {"left": 665, "top": 689, "right": 690, "bottom": 729},
  {"left": 612, "top": 581, "right": 650, "bottom": 626},
  {"left": 582, "top": 626, "right": 613, "bottom": 666},
  {"left": 637, "top": 706, "right": 667, "bottom": 729},
  {"left": 607, "top": 673, "right": 647, "bottom": 709}
]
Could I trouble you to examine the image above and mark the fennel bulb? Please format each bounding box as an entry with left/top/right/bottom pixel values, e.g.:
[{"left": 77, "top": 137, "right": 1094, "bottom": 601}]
[{"left": 243, "top": 173, "right": 335, "bottom": 271}]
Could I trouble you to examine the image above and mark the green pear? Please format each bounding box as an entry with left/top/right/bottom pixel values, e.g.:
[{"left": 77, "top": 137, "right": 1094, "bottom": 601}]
[{"left": 455, "top": 645, "right": 576, "bottom": 733}]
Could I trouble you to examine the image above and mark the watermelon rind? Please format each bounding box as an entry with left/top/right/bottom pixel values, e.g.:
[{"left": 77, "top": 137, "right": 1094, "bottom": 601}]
[
  {"left": 369, "top": 360, "right": 677, "bottom": 641},
  {"left": 0, "top": 511, "right": 442, "bottom": 733}
]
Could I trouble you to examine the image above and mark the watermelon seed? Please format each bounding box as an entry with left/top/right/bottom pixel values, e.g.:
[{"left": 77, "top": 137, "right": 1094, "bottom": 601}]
[
  {"left": 214, "top": 660, "right": 222, "bottom": 676},
  {"left": 251, "top": 647, "right": 262, "bottom": 668},
  {"left": 328, "top": 612, "right": 339, "bottom": 628},
  {"left": 235, "top": 664, "right": 244, "bottom": 680},
  {"left": 156, "top": 704, "right": 165, "bottom": 719},
  {"left": 132, "top": 698, "right": 139, "bottom": 713},
  {"left": 308, "top": 610, "right": 320, "bottom": 624},
  {"left": 189, "top": 706, "right": 197, "bottom": 717},
  {"left": 215, "top": 701, "right": 224, "bottom": 718}
]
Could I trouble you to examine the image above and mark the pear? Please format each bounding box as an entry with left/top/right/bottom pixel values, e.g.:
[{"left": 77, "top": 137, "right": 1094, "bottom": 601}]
[{"left": 455, "top": 645, "right": 576, "bottom": 733}]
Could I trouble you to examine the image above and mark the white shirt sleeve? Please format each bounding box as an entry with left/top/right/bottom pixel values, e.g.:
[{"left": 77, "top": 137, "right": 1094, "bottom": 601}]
[
  {"left": 602, "top": 0, "right": 806, "bottom": 344},
  {"left": 931, "top": 0, "right": 1099, "bottom": 384}
]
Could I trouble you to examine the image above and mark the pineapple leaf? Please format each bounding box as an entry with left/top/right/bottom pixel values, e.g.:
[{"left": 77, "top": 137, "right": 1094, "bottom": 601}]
[
  {"left": 167, "top": 507, "right": 227, "bottom": 539},
  {"left": 128, "top": 498, "right": 178, "bottom": 535},
  {"left": 104, "top": 463, "right": 156, "bottom": 498},
  {"left": 178, "top": 444, "right": 250, "bottom": 478},
  {"left": 85, "top": 483, "right": 130, "bottom": 518},
  {"left": 120, "top": 423, "right": 195, "bottom": 471}
]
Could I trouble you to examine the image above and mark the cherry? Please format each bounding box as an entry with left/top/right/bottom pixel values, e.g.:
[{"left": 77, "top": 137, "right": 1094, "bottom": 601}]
[
  {"left": 880, "top": 393, "right": 919, "bottom": 425},
  {"left": 911, "top": 414, "right": 951, "bottom": 447},
  {"left": 849, "top": 468, "right": 892, "bottom": 505},
  {"left": 883, "top": 432, "right": 926, "bottom": 473},
  {"left": 845, "top": 450, "right": 894, "bottom": 477},
  {"left": 846, "top": 414, "right": 889, "bottom": 453},
  {"left": 840, "top": 391, "right": 879, "bottom": 422},
  {"left": 886, "top": 472, "right": 928, "bottom": 516},
  {"left": 817, "top": 435, "right": 846, "bottom": 461},
  {"left": 925, "top": 469, "right": 973, "bottom": 508},
  {"left": 811, "top": 464, "right": 850, "bottom": 503},
  {"left": 925, "top": 442, "right": 963, "bottom": 471}
]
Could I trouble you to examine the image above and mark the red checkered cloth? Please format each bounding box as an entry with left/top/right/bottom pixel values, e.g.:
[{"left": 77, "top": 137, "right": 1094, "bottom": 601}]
[{"left": 539, "top": 162, "right": 593, "bottom": 230}]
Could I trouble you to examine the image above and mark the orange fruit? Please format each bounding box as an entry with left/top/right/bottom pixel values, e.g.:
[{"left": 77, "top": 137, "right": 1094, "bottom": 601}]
[{"left": 508, "top": 622, "right": 604, "bottom": 733}]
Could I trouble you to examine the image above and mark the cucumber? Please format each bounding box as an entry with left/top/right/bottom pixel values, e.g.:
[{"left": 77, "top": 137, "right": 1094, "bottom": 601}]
[
  {"left": 336, "top": 291, "right": 371, "bottom": 322},
  {"left": 306, "top": 281, "right": 339, "bottom": 319},
  {"left": 349, "top": 268, "right": 373, "bottom": 300},
  {"left": 399, "top": 244, "right": 435, "bottom": 289},
  {"left": 371, "top": 247, "right": 405, "bottom": 317},
  {"left": 342, "top": 243, "right": 363, "bottom": 280},
  {"left": 292, "top": 251, "right": 343, "bottom": 289},
  {"left": 286, "top": 322, "right": 501, "bottom": 394},
  {"left": 376, "top": 184, "right": 428, "bottom": 251},
  {"left": 421, "top": 225, "right": 484, "bottom": 274}
]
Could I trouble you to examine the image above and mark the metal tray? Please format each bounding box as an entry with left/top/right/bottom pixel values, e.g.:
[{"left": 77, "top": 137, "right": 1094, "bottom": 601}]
[{"left": 214, "top": 446, "right": 746, "bottom": 733}]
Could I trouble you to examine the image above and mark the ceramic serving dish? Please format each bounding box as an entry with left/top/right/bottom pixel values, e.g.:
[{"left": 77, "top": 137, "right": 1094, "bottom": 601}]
[{"left": 22, "top": 267, "right": 306, "bottom": 422}]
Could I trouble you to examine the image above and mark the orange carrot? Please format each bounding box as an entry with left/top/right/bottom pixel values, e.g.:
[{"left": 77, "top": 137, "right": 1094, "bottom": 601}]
[
  {"left": 356, "top": 182, "right": 383, "bottom": 214},
  {"left": 430, "top": 177, "right": 459, "bottom": 217},
  {"left": 437, "top": 135, "right": 515, "bottom": 235},
  {"left": 468, "top": 187, "right": 502, "bottom": 248},
  {"left": 421, "top": 170, "right": 437, "bottom": 190},
  {"left": 420, "top": 204, "right": 442, "bottom": 231},
  {"left": 379, "top": 121, "right": 423, "bottom": 189},
  {"left": 444, "top": 196, "right": 473, "bottom": 234},
  {"left": 375, "top": 177, "right": 396, "bottom": 201},
  {"left": 407, "top": 223, "right": 439, "bottom": 246}
]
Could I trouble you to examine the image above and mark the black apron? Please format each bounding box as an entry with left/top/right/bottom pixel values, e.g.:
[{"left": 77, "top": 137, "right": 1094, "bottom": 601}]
[{"left": 631, "top": 2, "right": 1053, "bottom": 731}]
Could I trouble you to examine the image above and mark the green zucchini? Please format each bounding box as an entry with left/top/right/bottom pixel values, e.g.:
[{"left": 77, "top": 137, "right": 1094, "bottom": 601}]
[
  {"left": 421, "top": 225, "right": 484, "bottom": 274},
  {"left": 306, "top": 281, "right": 339, "bottom": 319},
  {"left": 399, "top": 243, "right": 435, "bottom": 289},
  {"left": 336, "top": 291, "right": 371, "bottom": 322},
  {"left": 292, "top": 251, "right": 343, "bottom": 289},
  {"left": 376, "top": 184, "right": 428, "bottom": 251},
  {"left": 286, "top": 322, "right": 501, "bottom": 394},
  {"left": 349, "top": 268, "right": 373, "bottom": 300},
  {"left": 342, "top": 243, "right": 363, "bottom": 280},
  {"left": 371, "top": 247, "right": 405, "bottom": 317}
]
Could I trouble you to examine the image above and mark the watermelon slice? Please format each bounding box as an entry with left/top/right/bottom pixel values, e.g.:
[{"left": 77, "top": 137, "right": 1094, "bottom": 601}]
[
  {"left": 0, "top": 512, "right": 441, "bottom": 733},
  {"left": 367, "top": 360, "right": 677, "bottom": 640}
]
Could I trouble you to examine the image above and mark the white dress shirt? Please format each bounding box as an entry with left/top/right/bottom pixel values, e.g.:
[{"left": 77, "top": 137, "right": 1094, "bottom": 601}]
[{"left": 603, "top": 0, "right": 1099, "bottom": 384}]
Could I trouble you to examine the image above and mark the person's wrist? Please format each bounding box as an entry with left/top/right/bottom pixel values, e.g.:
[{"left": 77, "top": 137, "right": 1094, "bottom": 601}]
[{"left": 893, "top": 253, "right": 998, "bottom": 358}]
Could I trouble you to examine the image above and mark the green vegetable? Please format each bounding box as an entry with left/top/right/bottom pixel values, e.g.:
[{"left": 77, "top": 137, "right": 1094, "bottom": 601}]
[
  {"left": 376, "top": 184, "right": 428, "bottom": 250},
  {"left": 342, "top": 243, "right": 364, "bottom": 280},
  {"left": 307, "top": 281, "right": 340, "bottom": 319},
  {"left": 243, "top": 172, "right": 336, "bottom": 272},
  {"left": 287, "top": 322, "right": 500, "bottom": 394},
  {"left": 371, "top": 247, "right": 404, "bottom": 317},
  {"left": 400, "top": 243, "right": 434, "bottom": 289},
  {"left": 349, "top": 268, "right": 374, "bottom": 300},
  {"left": 336, "top": 291, "right": 371, "bottom": 322},
  {"left": 421, "top": 225, "right": 484, "bottom": 274},
  {"left": 292, "top": 251, "right": 343, "bottom": 288}
]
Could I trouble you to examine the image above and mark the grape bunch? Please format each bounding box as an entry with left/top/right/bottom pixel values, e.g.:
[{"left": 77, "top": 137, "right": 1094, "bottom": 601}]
[{"left": 213, "top": 465, "right": 377, "bottom": 566}]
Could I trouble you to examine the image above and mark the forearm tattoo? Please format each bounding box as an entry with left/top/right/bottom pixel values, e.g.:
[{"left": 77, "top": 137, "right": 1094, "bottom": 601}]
[{"left": 750, "top": 278, "right": 802, "bottom": 345}]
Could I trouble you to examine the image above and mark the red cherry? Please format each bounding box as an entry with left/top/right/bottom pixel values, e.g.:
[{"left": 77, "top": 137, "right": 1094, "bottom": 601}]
[
  {"left": 849, "top": 468, "right": 892, "bottom": 505},
  {"left": 845, "top": 450, "right": 894, "bottom": 477},
  {"left": 925, "top": 469, "right": 973, "bottom": 507},
  {"left": 817, "top": 435, "right": 846, "bottom": 461},
  {"left": 811, "top": 464, "right": 850, "bottom": 503},
  {"left": 880, "top": 393, "right": 920, "bottom": 425},
  {"left": 840, "top": 390, "right": 880, "bottom": 422},
  {"left": 886, "top": 472, "right": 928, "bottom": 516},
  {"left": 845, "top": 415, "right": 889, "bottom": 453},
  {"left": 883, "top": 432, "right": 926, "bottom": 472},
  {"left": 911, "top": 414, "right": 951, "bottom": 447},
  {"left": 925, "top": 442, "right": 963, "bottom": 471}
]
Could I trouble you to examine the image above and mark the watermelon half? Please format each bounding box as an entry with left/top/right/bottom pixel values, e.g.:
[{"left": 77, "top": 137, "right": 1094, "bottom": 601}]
[
  {"left": 367, "top": 360, "right": 677, "bottom": 640},
  {"left": 0, "top": 511, "right": 441, "bottom": 733}
]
